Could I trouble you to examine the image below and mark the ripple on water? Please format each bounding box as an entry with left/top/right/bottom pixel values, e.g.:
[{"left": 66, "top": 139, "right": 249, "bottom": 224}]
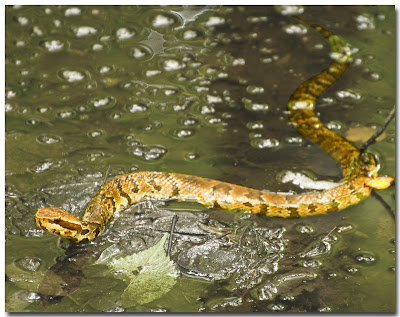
[{"left": 29, "top": 159, "right": 64, "bottom": 173}]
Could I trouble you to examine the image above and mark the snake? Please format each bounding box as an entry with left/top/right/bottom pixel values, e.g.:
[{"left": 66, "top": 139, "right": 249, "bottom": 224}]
[{"left": 35, "top": 16, "right": 393, "bottom": 243}]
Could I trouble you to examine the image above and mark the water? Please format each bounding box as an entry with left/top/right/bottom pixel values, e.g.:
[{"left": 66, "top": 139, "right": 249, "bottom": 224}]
[{"left": 5, "top": 5, "right": 395, "bottom": 312}]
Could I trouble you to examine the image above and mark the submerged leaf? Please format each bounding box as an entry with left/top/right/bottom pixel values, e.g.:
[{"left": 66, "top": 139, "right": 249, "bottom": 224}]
[{"left": 106, "top": 233, "right": 178, "bottom": 307}]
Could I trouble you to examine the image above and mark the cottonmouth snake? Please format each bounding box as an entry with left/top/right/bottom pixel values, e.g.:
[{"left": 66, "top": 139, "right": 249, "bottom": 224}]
[{"left": 35, "top": 16, "right": 393, "bottom": 243}]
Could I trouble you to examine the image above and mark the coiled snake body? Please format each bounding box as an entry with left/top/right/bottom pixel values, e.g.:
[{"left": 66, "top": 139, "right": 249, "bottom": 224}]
[{"left": 35, "top": 17, "right": 393, "bottom": 243}]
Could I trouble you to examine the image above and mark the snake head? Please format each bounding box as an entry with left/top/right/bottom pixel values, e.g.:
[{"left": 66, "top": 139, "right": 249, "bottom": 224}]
[{"left": 35, "top": 207, "right": 96, "bottom": 243}]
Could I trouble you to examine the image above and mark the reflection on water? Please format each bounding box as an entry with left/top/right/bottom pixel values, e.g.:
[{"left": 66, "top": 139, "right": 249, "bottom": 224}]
[{"left": 5, "top": 5, "right": 395, "bottom": 312}]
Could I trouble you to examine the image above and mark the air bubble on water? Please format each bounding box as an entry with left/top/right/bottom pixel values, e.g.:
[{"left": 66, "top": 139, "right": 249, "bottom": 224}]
[
  {"left": 344, "top": 265, "right": 359, "bottom": 274},
  {"left": 57, "top": 110, "right": 75, "bottom": 119},
  {"left": 267, "top": 303, "right": 286, "bottom": 312},
  {"left": 37, "top": 134, "right": 62, "bottom": 144},
  {"left": 172, "top": 128, "right": 195, "bottom": 138},
  {"left": 249, "top": 133, "right": 262, "bottom": 139},
  {"left": 326, "top": 121, "right": 342, "bottom": 130},
  {"left": 116, "top": 27, "right": 136, "bottom": 40},
  {"left": 6, "top": 90, "right": 17, "bottom": 98},
  {"left": 247, "top": 16, "right": 268, "bottom": 23},
  {"left": 5, "top": 104, "right": 13, "bottom": 112},
  {"left": 17, "top": 16, "right": 29, "bottom": 25},
  {"left": 32, "top": 26, "right": 43, "bottom": 36},
  {"left": 246, "top": 85, "right": 264, "bottom": 94},
  {"left": 130, "top": 46, "right": 152, "bottom": 59},
  {"left": 88, "top": 129, "right": 103, "bottom": 137},
  {"left": 185, "top": 152, "right": 199, "bottom": 160},
  {"left": 182, "top": 118, "right": 199, "bottom": 126},
  {"left": 65, "top": 7, "right": 81, "bottom": 16},
  {"left": 146, "top": 70, "right": 161, "bottom": 77},
  {"left": 73, "top": 26, "right": 98, "bottom": 37},
  {"left": 88, "top": 96, "right": 116, "bottom": 109},
  {"left": 247, "top": 121, "right": 264, "bottom": 130},
  {"left": 207, "top": 95, "right": 222, "bottom": 104},
  {"left": 110, "top": 112, "right": 121, "bottom": 119},
  {"left": 353, "top": 251, "right": 377, "bottom": 265},
  {"left": 152, "top": 14, "right": 176, "bottom": 27},
  {"left": 164, "top": 89, "right": 178, "bottom": 96},
  {"left": 318, "top": 307, "right": 332, "bottom": 312},
  {"left": 61, "top": 70, "right": 85, "bottom": 82},
  {"left": 201, "top": 105, "right": 215, "bottom": 114},
  {"left": 43, "top": 40, "right": 64, "bottom": 52},
  {"left": 363, "top": 71, "right": 382, "bottom": 82},
  {"left": 296, "top": 224, "right": 315, "bottom": 234},
  {"left": 285, "top": 136, "right": 303, "bottom": 144},
  {"left": 283, "top": 24, "right": 308, "bottom": 35},
  {"left": 26, "top": 118, "right": 41, "bottom": 125},
  {"left": 252, "top": 138, "right": 280, "bottom": 149},
  {"left": 336, "top": 89, "right": 361, "bottom": 101},
  {"left": 98, "top": 65, "right": 113, "bottom": 74},
  {"left": 205, "top": 16, "right": 226, "bottom": 27},
  {"left": 355, "top": 14, "right": 375, "bottom": 30},
  {"left": 92, "top": 43, "right": 103, "bottom": 51},
  {"left": 164, "top": 59, "right": 185, "bottom": 71},
  {"left": 126, "top": 103, "right": 149, "bottom": 113},
  {"left": 183, "top": 30, "right": 198, "bottom": 40},
  {"left": 232, "top": 58, "right": 245, "bottom": 66},
  {"left": 275, "top": 5, "right": 304, "bottom": 16}
]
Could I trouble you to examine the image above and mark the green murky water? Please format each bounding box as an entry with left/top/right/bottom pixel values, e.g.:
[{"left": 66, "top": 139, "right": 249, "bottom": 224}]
[{"left": 5, "top": 5, "right": 395, "bottom": 312}]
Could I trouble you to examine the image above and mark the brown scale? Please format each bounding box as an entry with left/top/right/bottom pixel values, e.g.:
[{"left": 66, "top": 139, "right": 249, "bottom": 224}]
[{"left": 35, "top": 17, "right": 392, "bottom": 243}]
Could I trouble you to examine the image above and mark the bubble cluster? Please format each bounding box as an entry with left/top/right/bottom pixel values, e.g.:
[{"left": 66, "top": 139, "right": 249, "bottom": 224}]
[
  {"left": 130, "top": 144, "right": 168, "bottom": 161},
  {"left": 36, "top": 134, "right": 62, "bottom": 144},
  {"left": 251, "top": 138, "right": 280, "bottom": 149},
  {"left": 88, "top": 96, "right": 116, "bottom": 109}
]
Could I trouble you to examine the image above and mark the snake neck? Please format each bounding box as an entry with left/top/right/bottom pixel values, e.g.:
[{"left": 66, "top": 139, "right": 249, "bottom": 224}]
[{"left": 288, "top": 16, "right": 378, "bottom": 181}]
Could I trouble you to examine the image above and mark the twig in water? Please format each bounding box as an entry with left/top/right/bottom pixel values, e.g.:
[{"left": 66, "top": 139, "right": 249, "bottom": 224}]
[
  {"left": 360, "top": 106, "right": 395, "bottom": 150},
  {"left": 371, "top": 190, "right": 395, "bottom": 222},
  {"left": 167, "top": 215, "right": 178, "bottom": 257},
  {"left": 103, "top": 165, "right": 112, "bottom": 184}
]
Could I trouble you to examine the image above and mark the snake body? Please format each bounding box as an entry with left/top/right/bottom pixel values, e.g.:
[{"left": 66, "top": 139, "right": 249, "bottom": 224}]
[{"left": 35, "top": 17, "right": 392, "bottom": 243}]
